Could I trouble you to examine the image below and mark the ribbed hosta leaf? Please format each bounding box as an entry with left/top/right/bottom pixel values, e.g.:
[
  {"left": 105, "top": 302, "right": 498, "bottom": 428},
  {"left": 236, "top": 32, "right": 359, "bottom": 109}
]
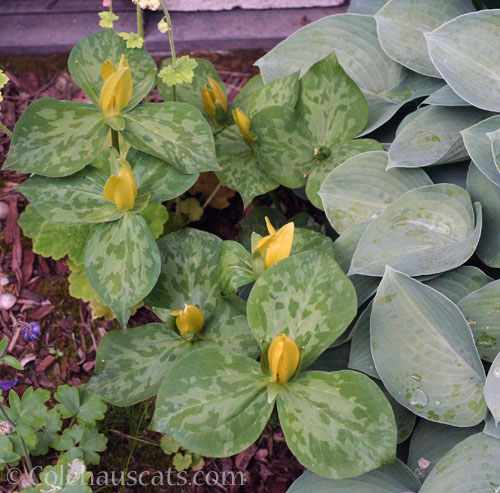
[
  {"left": 426, "top": 9, "right": 500, "bottom": 112},
  {"left": 371, "top": 268, "right": 486, "bottom": 426},
  {"left": 349, "top": 184, "right": 482, "bottom": 277},
  {"left": 423, "top": 85, "right": 469, "bottom": 107},
  {"left": 320, "top": 151, "right": 432, "bottom": 233},
  {"left": 485, "top": 352, "right": 500, "bottom": 425},
  {"left": 375, "top": 0, "right": 474, "bottom": 77},
  {"left": 387, "top": 106, "right": 489, "bottom": 169},
  {"left": 347, "top": 0, "right": 390, "bottom": 14}
]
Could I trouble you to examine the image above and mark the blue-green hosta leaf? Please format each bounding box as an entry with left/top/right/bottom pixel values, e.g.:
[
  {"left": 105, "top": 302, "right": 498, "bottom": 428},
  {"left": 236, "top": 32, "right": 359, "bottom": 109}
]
[
  {"left": 426, "top": 9, "right": 500, "bottom": 112},
  {"left": 54, "top": 385, "right": 106, "bottom": 427},
  {"left": 151, "top": 347, "right": 272, "bottom": 457},
  {"left": 215, "top": 126, "right": 278, "bottom": 208},
  {"left": 18, "top": 167, "right": 126, "bottom": 225},
  {"left": 4, "top": 98, "right": 108, "bottom": 177},
  {"left": 419, "top": 433, "right": 500, "bottom": 492},
  {"left": 375, "top": 0, "right": 474, "bottom": 77},
  {"left": 458, "top": 280, "right": 500, "bottom": 362},
  {"left": 488, "top": 127, "right": 500, "bottom": 174},
  {"left": 384, "top": 390, "right": 416, "bottom": 444},
  {"left": 245, "top": 72, "right": 299, "bottom": 118},
  {"left": 84, "top": 215, "right": 160, "bottom": 328},
  {"left": 68, "top": 29, "right": 157, "bottom": 110},
  {"left": 462, "top": 115, "right": 500, "bottom": 187},
  {"left": 407, "top": 420, "right": 483, "bottom": 480},
  {"left": 278, "top": 370, "right": 397, "bottom": 479},
  {"left": 247, "top": 250, "right": 357, "bottom": 368},
  {"left": 347, "top": 0, "right": 390, "bottom": 14},
  {"left": 387, "top": 106, "right": 489, "bottom": 169},
  {"left": 157, "top": 57, "right": 224, "bottom": 116},
  {"left": 485, "top": 352, "right": 500, "bottom": 425},
  {"left": 218, "top": 240, "right": 256, "bottom": 296},
  {"left": 146, "top": 228, "right": 222, "bottom": 315},
  {"left": 425, "top": 161, "right": 470, "bottom": 189},
  {"left": 288, "top": 460, "right": 419, "bottom": 493},
  {"left": 423, "top": 85, "right": 469, "bottom": 107},
  {"left": 320, "top": 150, "right": 432, "bottom": 233},
  {"left": 484, "top": 413, "right": 500, "bottom": 439},
  {"left": 350, "top": 184, "right": 482, "bottom": 277},
  {"left": 127, "top": 149, "right": 198, "bottom": 203},
  {"left": 332, "top": 222, "right": 380, "bottom": 306},
  {"left": 467, "top": 162, "right": 500, "bottom": 267},
  {"left": 122, "top": 102, "right": 218, "bottom": 175},
  {"left": 425, "top": 266, "right": 492, "bottom": 304},
  {"left": 305, "top": 139, "right": 383, "bottom": 210},
  {"left": 371, "top": 267, "right": 487, "bottom": 426}
]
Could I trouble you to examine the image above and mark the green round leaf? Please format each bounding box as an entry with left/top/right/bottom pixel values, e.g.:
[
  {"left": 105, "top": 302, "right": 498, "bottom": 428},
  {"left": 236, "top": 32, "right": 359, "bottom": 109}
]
[{"left": 218, "top": 240, "right": 256, "bottom": 296}]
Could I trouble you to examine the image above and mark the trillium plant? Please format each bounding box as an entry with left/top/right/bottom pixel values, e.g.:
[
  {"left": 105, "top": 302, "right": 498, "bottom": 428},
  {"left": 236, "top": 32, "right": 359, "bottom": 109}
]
[{"left": 7, "top": 0, "right": 500, "bottom": 489}]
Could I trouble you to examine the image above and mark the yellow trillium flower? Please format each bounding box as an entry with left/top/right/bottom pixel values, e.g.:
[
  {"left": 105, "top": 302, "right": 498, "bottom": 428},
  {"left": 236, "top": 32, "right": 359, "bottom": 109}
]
[
  {"left": 100, "top": 55, "right": 133, "bottom": 117},
  {"left": 201, "top": 77, "right": 227, "bottom": 122},
  {"left": 103, "top": 158, "right": 137, "bottom": 211},
  {"left": 253, "top": 217, "right": 294, "bottom": 269},
  {"left": 268, "top": 333, "right": 300, "bottom": 384},
  {"left": 232, "top": 108, "right": 257, "bottom": 146},
  {"left": 170, "top": 304, "right": 205, "bottom": 336}
]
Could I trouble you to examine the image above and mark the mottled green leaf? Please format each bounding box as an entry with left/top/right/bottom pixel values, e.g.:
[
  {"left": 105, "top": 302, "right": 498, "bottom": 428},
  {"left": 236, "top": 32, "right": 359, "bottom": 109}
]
[
  {"left": 320, "top": 150, "right": 432, "bottom": 233},
  {"left": 467, "top": 162, "right": 500, "bottom": 267},
  {"left": 123, "top": 102, "right": 218, "bottom": 174},
  {"left": 151, "top": 347, "right": 273, "bottom": 457},
  {"left": 372, "top": 267, "right": 486, "bottom": 426},
  {"left": 68, "top": 29, "right": 156, "bottom": 110},
  {"left": 388, "top": 106, "right": 489, "bottom": 169},
  {"left": 485, "top": 352, "right": 500, "bottom": 425},
  {"left": 85, "top": 214, "right": 160, "bottom": 328},
  {"left": 419, "top": 433, "right": 500, "bottom": 492},
  {"left": 218, "top": 240, "right": 256, "bottom": 296},
  {"left": 215, "top": 126, "right": 278, "bottom": 207},
  {"left": 458, "top": 280, "right": 500, "bottom": 362},
  {"left": 291, "top": 228, "right": 336, "bottom": 258},
  {"left": 426, "top": 9, "right": 500, "bottom": 112},
  {"left": 278, "top": 370, "right": 397, "bottom": 479},
  {"left": 350, "top": 184, "right": 482, "bottom": 277},
  {"left": 375, "top": 0, "right": 474, "bottom": 77},
  {"left": 247, "top": 250, "right": 357, "bottom": 368},
  {"left": 146, "top": 228, "right": 222, "bottom": 315},
  {"left": 229, "top": 74, "right": 262, "bottom": 113},
  {"left": 4, "top": 98, "right": 108, "bottom": 177},
  {"left": 288, "top": 460, "right": 419, "bottom": 493}
]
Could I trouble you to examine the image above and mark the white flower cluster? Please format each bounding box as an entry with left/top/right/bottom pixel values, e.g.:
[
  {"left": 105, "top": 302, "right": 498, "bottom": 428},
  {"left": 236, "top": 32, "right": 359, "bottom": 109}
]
[{"left": 132, "top": 0, "right": 161, "bottom": 10}]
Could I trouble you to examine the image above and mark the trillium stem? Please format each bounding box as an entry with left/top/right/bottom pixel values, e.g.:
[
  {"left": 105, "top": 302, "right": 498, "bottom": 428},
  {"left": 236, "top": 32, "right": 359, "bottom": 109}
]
[
  {"left": 0, "top": 121, "right": 12, "bottom": 138},
  {"left": 159, "top": 0, "right": 177, "bottom": 101},
  {"left": 111, "top": 129, "right": 120, "bottom": 153},
  {"left": 136, "top": 5, "right": 144, "bottom": 40}
]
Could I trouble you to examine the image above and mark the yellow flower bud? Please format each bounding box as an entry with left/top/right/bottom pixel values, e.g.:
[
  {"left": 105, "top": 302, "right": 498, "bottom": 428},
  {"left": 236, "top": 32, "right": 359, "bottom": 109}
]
[
  {"left": 201, "top": 77, "right": 227, "bottom": 122},
  {"left": 252, "top": 217, "right": 295, "bottom": 269},
  {"left": 103, "top": 158, "right": 137, "bottom": 211},
  {"left": 170, "top": 304, "right": 205, "bottom": 336},
  {"left": 268, "top": 333, "right": 300, "bottom": 384},
  {"left": 232, "top": 108, "right": 257, "bottom": 147},
  {"left": 100, "top": 55, "right": 133, "bottom": 117}
]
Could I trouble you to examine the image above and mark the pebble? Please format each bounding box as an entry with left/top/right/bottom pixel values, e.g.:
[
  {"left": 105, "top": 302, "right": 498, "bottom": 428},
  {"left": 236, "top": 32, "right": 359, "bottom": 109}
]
[{"left": 0, "top": 293, "right": 17, "bottom": 310}]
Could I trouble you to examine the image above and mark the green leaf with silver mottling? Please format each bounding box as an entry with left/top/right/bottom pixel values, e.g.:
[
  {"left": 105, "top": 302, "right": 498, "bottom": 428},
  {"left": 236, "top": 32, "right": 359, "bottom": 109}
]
[
  {"left": 247, "top": 250, "right": 357, "bottom": 368},
  {"left": 485, "top": 352, "right": 500, "bottom": 424},
  {"left": 350, "top": 184, "right": 482, "bottom": 277},
  {"left": 218, "top": 240, "right": 256, "bottom": 296},
  {"left": 425, "top": 266, "right": 492, "bottom": 304},
  {"left": 215, "top": 126, "right": 278, "bottom": 208},
  {"left": 157, "top": 57, "right": 224, "bottom": 116},
  {"left": 467, "top": 162, "right": 500, "bottom": 267},
  {"left": 68, "top": 29, "right": 157, "bottom": 110},
  {"left": 128, "top": 149, "right": 198, "bottom": 204},
  {"left": 4, "top": 98, "right": 108, "bottom": 177},
  {"left": 146, "top": 228, "right": 222, "bottom": 315},
  {"left": 151, "top": 347, "right": 272, "bottom": 457},
  {"left": 332, "top": 222, "right": 380, "bottom": 306},
  {"left": 387, "top": 106, "right": 489, "bottom": 169},
  {"left": 18, "top": 167, "right": 125, "bottom": 225},
  {"left": 84, "top": 215, "right": 160, "bottom": 328},
  {"left": 230, "top": 74, "right": 263, "bottom": 113},
  {"left": 320, "top": 150, "right": 432, "bottom": 233},
  {"left": 372, "top": 267, "right": 486, "bottom": 426},
  {"left": 245, "top": 72, "right": 299, "bottom": 118},
  {"left": 278, "top": 370, "right": 397, "bottom": 479},
  {"left": 462, "top": 115, "right": 500, "bottom": 187},
  {"left": 306, "top": 139, "right": 383, "bottom": 210},
  {"left": 419, "top": 433, "right": 500, "bottom": 492},
  {"left": 288, "top": 460, "right": 419, "bottom": 493},
  {"left": 458, "top": 280, "right": 500, "bottom": 362},
  {"left": 291, "top": 228, "right": 336, "bottom": 258},
  {"left": 122, "top": 102, "right": 218, "bottom": 175},
  {"left": 407, "top": 420, "right": 483, "bottom": 480},
  {"left": 375, "top": 0, "right": 474, "bottom": 77},
  {"left": 423, "top": 85, "right": 469, "bottom": 107},
  {"left": 426, "top": 10, "right": 500, "bottom": 112}
]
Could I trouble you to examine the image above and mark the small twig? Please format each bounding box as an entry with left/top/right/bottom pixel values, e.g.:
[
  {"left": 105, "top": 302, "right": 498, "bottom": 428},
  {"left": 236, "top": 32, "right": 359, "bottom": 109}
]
[{"left": 202, "top": 182, "right": 222, "bottom": 210}]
